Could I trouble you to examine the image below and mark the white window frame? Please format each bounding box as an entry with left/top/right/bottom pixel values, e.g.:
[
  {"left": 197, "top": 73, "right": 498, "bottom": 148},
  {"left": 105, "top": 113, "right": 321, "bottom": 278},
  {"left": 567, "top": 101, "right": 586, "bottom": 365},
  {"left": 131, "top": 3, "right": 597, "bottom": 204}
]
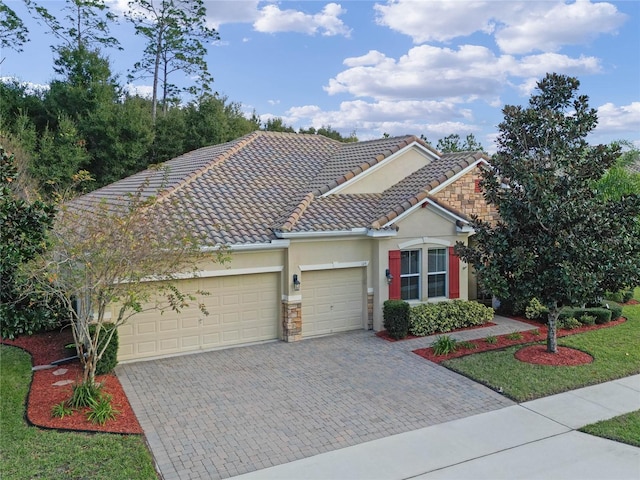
[
  {"left": 400, "top": 250, "right": 421, "bottom": 301},
  {"left": 427, "top": 248, "right": 447, "bottom": 298}
]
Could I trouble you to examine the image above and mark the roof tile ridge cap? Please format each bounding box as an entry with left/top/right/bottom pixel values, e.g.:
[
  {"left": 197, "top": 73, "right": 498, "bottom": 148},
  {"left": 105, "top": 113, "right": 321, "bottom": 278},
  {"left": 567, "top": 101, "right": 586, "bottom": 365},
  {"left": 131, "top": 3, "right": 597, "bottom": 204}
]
[
  {"left": 370, "top": 190, "right": 430, "bottom": 230},
  {"left": 317, "top": 136, "right": 415, "bottom": 197},
  {"left": 280, "top": 192, "right": 316, "bottom": 232},
  {"left": 155, "top": 132, "right": 261, "bottom": 202}
]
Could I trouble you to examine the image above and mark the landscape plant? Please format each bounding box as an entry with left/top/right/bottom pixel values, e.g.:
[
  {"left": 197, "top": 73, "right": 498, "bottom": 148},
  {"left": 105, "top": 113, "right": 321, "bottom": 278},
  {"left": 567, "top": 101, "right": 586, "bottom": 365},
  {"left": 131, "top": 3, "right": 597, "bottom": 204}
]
[
  {"left": 456, "top": 73, "right": 640, "bottom": 353},
  {"left": 431, "top": 335, "right": 457, "bottom": 356},
  {"left": 20, "top": 167, "right": 228, "bottom": 394}
]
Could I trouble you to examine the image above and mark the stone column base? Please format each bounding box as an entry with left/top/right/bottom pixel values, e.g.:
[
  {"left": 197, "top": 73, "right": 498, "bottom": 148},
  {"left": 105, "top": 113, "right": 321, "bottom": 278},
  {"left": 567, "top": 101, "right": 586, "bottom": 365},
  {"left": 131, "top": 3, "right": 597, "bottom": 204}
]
[{"left": 282, "top": 301, "right": 302, "bottom": 342}]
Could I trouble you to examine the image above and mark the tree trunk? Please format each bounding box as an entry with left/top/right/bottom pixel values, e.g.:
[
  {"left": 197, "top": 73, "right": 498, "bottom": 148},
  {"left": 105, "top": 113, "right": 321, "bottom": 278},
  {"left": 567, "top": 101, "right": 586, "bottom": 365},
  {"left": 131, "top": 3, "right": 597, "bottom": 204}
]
[{"left": 547, "top": 306, "right": 558, "bottom": 353}]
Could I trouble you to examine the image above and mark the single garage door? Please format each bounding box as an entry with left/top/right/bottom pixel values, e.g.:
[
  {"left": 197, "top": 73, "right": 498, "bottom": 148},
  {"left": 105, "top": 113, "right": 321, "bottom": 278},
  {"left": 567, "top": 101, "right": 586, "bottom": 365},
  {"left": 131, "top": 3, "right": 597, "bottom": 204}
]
[
  {"left": 118, "top": 273, "right": 279, "bottom": 361},
  {"left": 301, "top": 268, "right": 364, "bottom": 337}
]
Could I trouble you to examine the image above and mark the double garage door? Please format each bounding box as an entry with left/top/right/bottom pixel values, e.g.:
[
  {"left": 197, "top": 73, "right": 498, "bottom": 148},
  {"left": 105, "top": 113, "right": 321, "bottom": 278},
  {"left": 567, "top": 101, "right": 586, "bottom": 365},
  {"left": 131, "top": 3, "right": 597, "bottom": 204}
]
[
  {"left": 118, "top": 273, "right": 279, "bottom": 361},
  {"left": 302, "top": 268, "right": 365, "bottom": 337}
]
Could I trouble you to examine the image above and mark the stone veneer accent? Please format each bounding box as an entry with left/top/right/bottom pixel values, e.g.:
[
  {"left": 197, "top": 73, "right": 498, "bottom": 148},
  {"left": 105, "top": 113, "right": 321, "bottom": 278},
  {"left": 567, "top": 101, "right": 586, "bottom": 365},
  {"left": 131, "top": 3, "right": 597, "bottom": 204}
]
[
  {"left": 282, "top": 301, "right": 302, "bottom": 342},
  {"left": 433, "top": 166, "right": 498, "bottom": 224},
  {"left": 367, "top": 294, "right": 374, "bottom": 330}
]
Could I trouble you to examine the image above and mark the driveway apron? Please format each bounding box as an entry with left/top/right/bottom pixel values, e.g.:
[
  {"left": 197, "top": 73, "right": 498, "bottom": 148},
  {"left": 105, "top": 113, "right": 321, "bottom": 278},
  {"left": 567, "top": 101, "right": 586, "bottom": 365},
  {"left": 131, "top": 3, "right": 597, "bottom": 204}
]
[{"left": 118, "top": 330, "right": 513, "bottom": 480}]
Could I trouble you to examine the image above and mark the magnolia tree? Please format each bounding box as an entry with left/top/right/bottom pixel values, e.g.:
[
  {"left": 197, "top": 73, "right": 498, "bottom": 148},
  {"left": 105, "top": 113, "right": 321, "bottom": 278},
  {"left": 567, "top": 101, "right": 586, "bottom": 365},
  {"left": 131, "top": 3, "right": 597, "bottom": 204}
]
[
  {"left": 23, "top": 169, "right": 227, "bottom": 386},
  {"left": 456, "top": 73, "right": 640, "bottom": 353}
]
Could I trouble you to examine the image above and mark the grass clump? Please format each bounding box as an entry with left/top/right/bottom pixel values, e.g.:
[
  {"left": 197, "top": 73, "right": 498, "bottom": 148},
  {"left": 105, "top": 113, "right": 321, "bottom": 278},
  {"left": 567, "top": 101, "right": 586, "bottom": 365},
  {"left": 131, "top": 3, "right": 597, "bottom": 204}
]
[
  {"left": 432, "top": 335, "right": 457, "bottom": 355},
  {"left": 0, "top": 345, "right": 158, "bottom": 480}
]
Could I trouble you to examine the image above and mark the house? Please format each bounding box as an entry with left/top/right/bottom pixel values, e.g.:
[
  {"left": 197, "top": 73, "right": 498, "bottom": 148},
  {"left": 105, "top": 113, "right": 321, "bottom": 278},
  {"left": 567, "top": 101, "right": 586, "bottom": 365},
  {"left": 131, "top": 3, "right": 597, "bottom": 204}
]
[{"left": 80, "top": 131, "right": 496, "bottom": 362}]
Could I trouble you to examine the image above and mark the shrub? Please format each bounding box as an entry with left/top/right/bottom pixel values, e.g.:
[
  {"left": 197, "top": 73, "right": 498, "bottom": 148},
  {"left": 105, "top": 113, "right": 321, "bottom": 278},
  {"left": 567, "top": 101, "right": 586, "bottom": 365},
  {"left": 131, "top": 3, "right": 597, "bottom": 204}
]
[
  {"left": 604, "top": 289, "right": 633, "bottom": 304},
  {"left": 89, "top": 323, "right": 119, "bottom": 375},
  {"left": 459, "top": 341, "right": 477, "bottom": 350},
  {"left": 578, "top": 314, "right": 596, "bottom": 326},
  {"left": 622, "top": 290, "right": 634, "bottom": 303},
  {"left": 383, "top": 300, "right": 410, "bottom": 339},
  {"left": 586, "top": 307, "right": 612, "bottom": 325},
  {"left": 506, "top": 331, "right": 523, "bottom": 340},
  {"left": 86, "top": 394, "right": 120, "bottom": 425},
  {"left": 485, "top": 335, "right": 498, "bottom": 344},
  {"left": 558, "top": 317, "right": 581, "bottom": 330},
  {"left": 69, "top": 381, "right": 102, "bottom": 409},
  {"left": 525, "top": 298, "right": 548, "bottom": 320},
  {"left": 51, "top": 401, "right": 73, "bottom": 419},
  {"left": 409, "top": 300, "right": 493, "bottom": 337},
  {"left": 605, "top": 303, "right": 623, "bottom": 321},
  {"left": 432, "top": 335, "right": 457, "bottom": 355},
  {"left": 557, "top": 308, "right": 577, "bottom": 322}
]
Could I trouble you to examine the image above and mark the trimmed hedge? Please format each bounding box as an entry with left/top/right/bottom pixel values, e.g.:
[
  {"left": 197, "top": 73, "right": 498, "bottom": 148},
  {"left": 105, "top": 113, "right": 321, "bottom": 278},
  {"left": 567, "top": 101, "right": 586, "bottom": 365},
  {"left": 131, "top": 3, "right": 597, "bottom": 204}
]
[
  {"left": 89, "top": 323, "right": 119, "bottom": 375},
  {"left": 409, "top": 300, "right": 493, "bottom": 337},
  {"left": 383, "top": 300, "right": 410, "bottom": 339}
]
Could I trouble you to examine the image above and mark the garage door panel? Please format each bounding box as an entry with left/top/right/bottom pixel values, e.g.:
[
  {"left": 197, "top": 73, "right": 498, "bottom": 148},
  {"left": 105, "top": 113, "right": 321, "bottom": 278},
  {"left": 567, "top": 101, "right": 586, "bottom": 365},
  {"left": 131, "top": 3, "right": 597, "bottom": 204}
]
[
  {"left": 302, "top": 268, "right": 364, "bottom": 337},
  {"left": 118, "top": 272, "right": 279, "bottom": 361}
]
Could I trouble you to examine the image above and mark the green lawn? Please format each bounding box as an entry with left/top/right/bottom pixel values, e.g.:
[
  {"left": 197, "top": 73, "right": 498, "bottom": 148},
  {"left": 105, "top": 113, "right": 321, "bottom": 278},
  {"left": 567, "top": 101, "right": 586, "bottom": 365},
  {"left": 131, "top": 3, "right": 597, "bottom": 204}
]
[
  {"left": 0, "top": 345, "right": 158, "bottom": 480},
  {"left": 442, "top": 298, "right": 640, "bottom": 402},
  {"left": 579, "top": 410, "right": 640, "bottom": 447}
]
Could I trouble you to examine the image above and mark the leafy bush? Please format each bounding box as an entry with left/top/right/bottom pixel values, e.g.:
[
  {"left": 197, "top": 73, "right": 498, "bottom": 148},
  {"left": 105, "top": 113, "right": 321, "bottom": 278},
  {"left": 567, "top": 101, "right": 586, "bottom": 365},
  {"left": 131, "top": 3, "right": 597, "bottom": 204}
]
[
  {"left": 558, "top": 317, "right": 581, "bottom": 330},
  {"left": 558, "top": 308, "right": 577, "bottom": 322},
  {"left": 432, "top": 335, "right": 457, "bottom": 355},
  {"left": 578, "top": 314, "right": 596, "bottom": 326},
  {"left": 604, "top": 289, "right": 633, "bottom": 304},
  {"left": 383, "top": 300, "right": 410, "bottom": 339},
  {"left": 587, "top": 307, "right": 612, "bottom": 325},
  {"left": 525, "top": 298, "right": 548, "bottom": 320},
  {"left": 409, "top": 300, "right": 493, "bottom": 337},
  {"left": 605, "top": 303, "right": 623, "bottom": 321},
  {"left": 89, "top": 323, "right": 118, "bottom": 375}
]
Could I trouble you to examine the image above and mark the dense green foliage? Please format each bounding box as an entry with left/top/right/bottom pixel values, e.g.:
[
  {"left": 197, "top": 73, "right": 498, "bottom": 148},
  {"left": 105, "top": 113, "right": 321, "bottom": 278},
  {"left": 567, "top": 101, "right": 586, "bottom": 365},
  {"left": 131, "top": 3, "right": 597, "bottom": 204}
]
[
  {"left": 456, "top": 73, "right": 640, "bottom": 353},
  {"left": 0, "top": 345, "right": 158, "bottom": 479},
  {"left": 0, "top": 146, "right": 62, "bottom": 339},
  {"left": 382, "top": 300, "right": 410, "bottom": 339},
  {"left": 89, "top": 323, "right": 119, "bottom": 375},
  {"left": 409, "top": 300, "right": 494, "bottom": 337}
]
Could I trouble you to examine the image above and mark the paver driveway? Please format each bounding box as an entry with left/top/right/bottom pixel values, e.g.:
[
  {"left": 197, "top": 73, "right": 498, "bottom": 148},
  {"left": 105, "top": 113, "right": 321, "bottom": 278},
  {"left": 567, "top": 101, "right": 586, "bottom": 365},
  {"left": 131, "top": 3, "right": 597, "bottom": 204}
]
[{"left": 118, "top": 330, "right": 513, "bottom": 480}]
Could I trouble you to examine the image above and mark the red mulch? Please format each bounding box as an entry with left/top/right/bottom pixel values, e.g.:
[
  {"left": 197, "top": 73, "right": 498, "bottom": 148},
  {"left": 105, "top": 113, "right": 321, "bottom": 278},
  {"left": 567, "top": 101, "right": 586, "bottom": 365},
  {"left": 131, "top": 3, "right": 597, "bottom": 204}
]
[
  {"left": 515, "top": 345, "right": 593, "bottom": 366},
  {"left": 412, "top": 316, "right": 626, "bottom": 364},
  {"left": 376, "top": 322, "right": 497, "bottom": 342},
  {"left": 625, "top": 299, "right": 639, "bottom": 305},
  {"left": 1, "top": 329, "right": 143, "bottom": 434}
]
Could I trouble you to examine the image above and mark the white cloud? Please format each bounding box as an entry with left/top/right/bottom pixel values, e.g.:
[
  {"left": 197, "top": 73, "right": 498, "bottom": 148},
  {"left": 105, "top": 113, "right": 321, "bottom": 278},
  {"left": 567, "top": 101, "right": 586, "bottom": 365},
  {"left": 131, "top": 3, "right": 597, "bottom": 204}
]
[
  {"left": 0, "top": 77, "right": 49, "bottom": 93},
  {"left": 496, "top": 0, "right": 626, "bottom": 54},
  {"left": 595, "top": 102, "right": 640, "bottom": 134},
  {"left": 374, "top": 0, "right": 501, "bottom": 43},
  {"left": 326, "top": 45, "right": 510, "bottom": 100},
  {"left": 374, "top": 0, "right": 626, "bottom": 54},
  {"left": 253, "top": 3, "right": 351, "bottom": 37},
  {"left": 125, "top": 83, "right": 154, "bottom": 98}
]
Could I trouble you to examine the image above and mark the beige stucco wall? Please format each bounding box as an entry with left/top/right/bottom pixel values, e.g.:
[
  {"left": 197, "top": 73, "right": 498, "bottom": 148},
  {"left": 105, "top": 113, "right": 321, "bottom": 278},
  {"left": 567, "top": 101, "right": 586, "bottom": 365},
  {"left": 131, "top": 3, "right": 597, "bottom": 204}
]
[
  {"left": 371, "top": 205, "right": 471, "bottom": 331},
  {"left": 336, "top": 147, "right": 434, "bottom": 195}
]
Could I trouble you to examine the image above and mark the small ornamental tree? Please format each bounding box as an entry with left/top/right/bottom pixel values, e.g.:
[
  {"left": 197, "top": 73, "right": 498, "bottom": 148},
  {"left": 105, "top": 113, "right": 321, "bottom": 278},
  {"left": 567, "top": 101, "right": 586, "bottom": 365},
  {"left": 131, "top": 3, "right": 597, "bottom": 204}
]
[
  {"left": 456, "top": 73, "right": 640, "bottom": 353},
  {"left": 22, "top": 167, "right": 228, "bottom": 386}
]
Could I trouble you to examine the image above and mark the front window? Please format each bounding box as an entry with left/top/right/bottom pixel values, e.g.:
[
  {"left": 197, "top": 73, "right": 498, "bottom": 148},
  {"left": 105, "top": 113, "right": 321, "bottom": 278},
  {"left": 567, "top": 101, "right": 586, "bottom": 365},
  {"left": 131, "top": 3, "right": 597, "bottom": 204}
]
[
  {"left": 427, "top": 248, "right": 447, "bottom": 297},
  {"left": 401, "top": 250, "right": 420, "bottom": 300}
]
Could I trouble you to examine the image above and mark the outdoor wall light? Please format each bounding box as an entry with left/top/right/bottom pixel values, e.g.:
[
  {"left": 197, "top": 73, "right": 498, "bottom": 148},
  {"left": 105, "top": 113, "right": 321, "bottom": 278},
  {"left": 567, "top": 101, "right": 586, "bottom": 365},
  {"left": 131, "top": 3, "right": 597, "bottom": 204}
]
[
  {"left": 293, "top": 274, "right": 301, "bottom": 291},
  {"left": 385, "top": 268, "right": 393, "bottom": 285}
]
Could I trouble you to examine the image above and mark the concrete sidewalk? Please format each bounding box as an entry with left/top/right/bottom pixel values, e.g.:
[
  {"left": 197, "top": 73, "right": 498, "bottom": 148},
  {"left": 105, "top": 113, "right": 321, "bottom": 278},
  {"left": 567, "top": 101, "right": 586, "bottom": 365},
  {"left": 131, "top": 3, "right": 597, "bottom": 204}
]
[{"left": 232, "top": 375, "right": 640, "bottom": 480}]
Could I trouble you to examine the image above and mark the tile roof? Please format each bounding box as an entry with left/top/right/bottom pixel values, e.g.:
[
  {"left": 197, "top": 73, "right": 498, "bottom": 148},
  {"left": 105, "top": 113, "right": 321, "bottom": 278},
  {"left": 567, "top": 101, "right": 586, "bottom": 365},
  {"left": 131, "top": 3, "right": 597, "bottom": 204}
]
[{"left": 71, "top": 131, "right": 486, "bottom": 245}]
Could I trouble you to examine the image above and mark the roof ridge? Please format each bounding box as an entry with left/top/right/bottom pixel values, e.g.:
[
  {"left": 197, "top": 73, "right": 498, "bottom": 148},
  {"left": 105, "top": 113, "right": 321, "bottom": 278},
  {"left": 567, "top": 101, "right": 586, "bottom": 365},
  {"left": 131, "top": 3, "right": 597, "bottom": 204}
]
[
  {"left": 313, "top": 135, "right": 421, "bottom": 197},
  {"left": 278, "top": 192, "right": 315, "bottom": 232},
  {"left": 370, "top": 151, "right": 486, "bottom": 229},
  {"left": 155, "top": 131, "right": 262, "bottom": 202}
]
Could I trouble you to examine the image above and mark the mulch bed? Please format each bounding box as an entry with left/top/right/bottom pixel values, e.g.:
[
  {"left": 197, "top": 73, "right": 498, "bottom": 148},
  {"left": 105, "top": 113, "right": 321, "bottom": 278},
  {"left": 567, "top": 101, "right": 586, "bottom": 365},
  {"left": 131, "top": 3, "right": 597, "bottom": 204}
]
[
  {"left": 412, "top": 316, "right": 626, "bottom": 365},
  {"left": 1, "top": 329, "right": 143, "bottom": 434},
  {"left": 515, "top": 345, "right": 593, "bottom": 366},
  {"left": 376, "top": 322, "right": 496, "bottom": 342}
]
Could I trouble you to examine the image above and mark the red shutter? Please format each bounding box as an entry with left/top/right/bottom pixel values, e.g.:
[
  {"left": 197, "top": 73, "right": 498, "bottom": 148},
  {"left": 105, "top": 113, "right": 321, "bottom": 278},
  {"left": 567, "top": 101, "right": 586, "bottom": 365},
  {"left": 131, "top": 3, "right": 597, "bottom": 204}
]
[
  {"left": 388, "top": 250, "right": 401, "bottom": 300},
  {"left": 448, "top": 246, "right": 460, "bottom": 299}
]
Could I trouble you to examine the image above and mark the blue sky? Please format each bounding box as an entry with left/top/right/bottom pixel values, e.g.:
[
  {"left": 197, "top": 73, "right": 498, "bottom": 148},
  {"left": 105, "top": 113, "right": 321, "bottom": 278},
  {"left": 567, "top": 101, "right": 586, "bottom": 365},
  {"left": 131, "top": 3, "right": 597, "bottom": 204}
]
[{"left": 2, "top": 0, "right": 639, "bottom": 153}]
